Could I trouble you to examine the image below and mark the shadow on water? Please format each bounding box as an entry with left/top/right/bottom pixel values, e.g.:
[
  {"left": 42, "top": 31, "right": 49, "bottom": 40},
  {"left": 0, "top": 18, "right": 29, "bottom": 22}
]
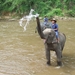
[{"left": 0, "top": 20, "right": 75, "bottom": 75}]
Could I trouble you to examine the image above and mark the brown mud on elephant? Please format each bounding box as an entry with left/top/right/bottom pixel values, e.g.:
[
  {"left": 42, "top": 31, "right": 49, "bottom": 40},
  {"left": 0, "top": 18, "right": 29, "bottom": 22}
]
[{"left": 36, "top": 17, "right": 66, "bottom": 66}]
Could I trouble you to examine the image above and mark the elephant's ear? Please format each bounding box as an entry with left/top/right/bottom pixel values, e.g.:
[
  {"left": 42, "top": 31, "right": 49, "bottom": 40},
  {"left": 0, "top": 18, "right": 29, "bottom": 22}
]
[{"left": 43, "top": 28, "right": 52, "bottom": 35}]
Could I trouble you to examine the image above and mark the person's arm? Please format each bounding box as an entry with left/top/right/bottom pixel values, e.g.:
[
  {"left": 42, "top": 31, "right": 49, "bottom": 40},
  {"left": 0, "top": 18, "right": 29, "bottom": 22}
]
[{"left": 53, "top": 28, "right": 58, "bottom": 31}]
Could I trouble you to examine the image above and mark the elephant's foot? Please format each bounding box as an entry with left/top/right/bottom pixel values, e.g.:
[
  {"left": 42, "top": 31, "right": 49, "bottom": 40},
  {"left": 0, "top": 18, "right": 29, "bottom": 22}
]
[
  {"left": 47, "top": 61, "right": 51, "bottom": 66},
  {"left": 57, "top": 61, "right": 62, "bottom": 66}
]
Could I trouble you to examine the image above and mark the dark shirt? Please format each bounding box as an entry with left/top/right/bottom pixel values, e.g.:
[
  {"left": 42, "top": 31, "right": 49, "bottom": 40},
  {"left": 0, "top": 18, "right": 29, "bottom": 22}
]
[
  {"left": 51, "top": 23, "right": 58, "bottom": 32},
  {"left": 44, "top": 18, "right": 48, "bottom": 22}
]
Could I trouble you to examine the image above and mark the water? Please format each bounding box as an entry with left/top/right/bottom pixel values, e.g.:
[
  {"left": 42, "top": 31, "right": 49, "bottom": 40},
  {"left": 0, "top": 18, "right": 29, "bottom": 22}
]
[
  {"left": 0, "top": 19, "right": 75, "bottom": 75},
  {"left": 19, "top": 9, "right": 39, "bottom": 31}
]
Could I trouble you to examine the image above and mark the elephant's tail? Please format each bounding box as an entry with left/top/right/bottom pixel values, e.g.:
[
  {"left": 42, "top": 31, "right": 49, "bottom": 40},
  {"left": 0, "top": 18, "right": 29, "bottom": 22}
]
[{"left": 61, "top": 33, "right": 66, "bottom": 50}]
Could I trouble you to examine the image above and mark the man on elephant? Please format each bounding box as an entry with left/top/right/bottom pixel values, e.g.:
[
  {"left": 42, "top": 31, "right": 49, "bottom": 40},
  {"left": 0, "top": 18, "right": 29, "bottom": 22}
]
[
  {"left": 51, "top": 18, "right": 59, "bottom": 43},
  {"left": 44, "top": 16, "right": 48, "bottom": 25}
]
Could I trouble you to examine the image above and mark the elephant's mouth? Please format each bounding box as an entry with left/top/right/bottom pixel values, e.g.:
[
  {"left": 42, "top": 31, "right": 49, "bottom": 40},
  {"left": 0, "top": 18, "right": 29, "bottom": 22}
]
[{"left": 46, "top": 38, "right": 53, "bottom": 44}]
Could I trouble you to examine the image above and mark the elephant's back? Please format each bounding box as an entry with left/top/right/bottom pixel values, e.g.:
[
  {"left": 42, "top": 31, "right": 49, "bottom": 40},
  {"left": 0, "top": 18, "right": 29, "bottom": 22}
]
[
  {"left": 59, "top": 32, "right": 66, "bottom": 41},
  {"left": 59, "top": 32, "right": 66, "bottom": 50}
]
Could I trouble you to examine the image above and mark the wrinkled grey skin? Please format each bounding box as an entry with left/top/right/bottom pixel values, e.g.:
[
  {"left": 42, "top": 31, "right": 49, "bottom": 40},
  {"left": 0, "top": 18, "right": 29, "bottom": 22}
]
[{"left": 36, "top": 17, "right": 66, "bottom": 66}]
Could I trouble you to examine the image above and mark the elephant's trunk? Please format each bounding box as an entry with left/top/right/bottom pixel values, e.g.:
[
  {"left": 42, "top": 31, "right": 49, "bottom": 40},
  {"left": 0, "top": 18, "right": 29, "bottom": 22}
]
[{"left": 36, "top": 17, "right": 45, "bottom": 39}]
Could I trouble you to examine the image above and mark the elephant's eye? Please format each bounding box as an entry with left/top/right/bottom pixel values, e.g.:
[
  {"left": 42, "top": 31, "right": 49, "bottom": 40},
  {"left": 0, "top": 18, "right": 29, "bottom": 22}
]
[{"left": 49, "top": 33, "right": 54, "bottom": 37}]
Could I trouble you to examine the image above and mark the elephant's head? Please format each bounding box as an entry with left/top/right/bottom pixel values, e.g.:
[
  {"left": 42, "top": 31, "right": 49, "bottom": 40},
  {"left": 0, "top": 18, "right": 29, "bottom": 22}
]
[
  {"left": 36, "top": 17, "right": 56, "bottom": 42},
  {"left": 43, "top": 28, "right": 56, "bottom": 43}
]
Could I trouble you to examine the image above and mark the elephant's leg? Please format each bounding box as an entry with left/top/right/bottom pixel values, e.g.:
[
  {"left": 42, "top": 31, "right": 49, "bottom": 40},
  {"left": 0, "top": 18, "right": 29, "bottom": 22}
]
[
  {"left": 55, "top": 48, "right": 62, "bottom": 66},
  {"left": 45, "top": 48, "right": 51, "bottom": 65}
]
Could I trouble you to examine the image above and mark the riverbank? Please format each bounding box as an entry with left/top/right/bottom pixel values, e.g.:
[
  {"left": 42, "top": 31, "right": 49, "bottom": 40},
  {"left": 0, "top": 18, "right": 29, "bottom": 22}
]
[
  {"left": 0, "top": 16, "right": 20, "bottom": 21},
  {"left": 0, "top": 15, "right": 75, "bottom": 21},
  {"left": 54, "top": 16, "right": 75, "bottom": 21}
]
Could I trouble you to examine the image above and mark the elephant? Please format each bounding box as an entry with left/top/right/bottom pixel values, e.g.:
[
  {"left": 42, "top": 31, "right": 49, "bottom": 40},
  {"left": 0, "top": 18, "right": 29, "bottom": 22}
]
[{"left": 36, "top": 17, "right": 66, "bottom": 66}]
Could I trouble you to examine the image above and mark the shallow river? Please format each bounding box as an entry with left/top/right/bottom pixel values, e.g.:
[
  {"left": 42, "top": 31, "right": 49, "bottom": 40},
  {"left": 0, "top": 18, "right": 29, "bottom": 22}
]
[{"left": 0, "top": 19, "right": 75, "bottom": 75}]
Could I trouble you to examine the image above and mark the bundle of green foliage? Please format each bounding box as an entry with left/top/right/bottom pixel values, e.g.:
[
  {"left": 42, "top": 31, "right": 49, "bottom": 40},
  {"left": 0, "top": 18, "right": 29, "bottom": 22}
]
[{"left": 0, "top": 0, "right": 75, "bottom": 17}]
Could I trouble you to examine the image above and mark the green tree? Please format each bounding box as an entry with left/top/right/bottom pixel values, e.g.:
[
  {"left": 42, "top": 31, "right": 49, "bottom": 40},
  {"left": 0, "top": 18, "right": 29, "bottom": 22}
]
[{"left": 0, "top": 0, "right": 75, "bottom": 17}]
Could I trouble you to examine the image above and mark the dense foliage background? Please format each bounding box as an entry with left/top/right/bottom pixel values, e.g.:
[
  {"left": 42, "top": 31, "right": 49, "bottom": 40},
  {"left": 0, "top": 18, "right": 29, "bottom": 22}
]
[{"left": 0, "top": 0, "right": 75, "bottom": 17}]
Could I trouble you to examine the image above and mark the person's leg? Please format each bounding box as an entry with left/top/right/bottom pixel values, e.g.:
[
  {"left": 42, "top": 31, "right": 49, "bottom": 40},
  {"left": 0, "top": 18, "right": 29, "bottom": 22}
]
[{"left": 55, "top": 32, "right": 59, "bottom": 43}]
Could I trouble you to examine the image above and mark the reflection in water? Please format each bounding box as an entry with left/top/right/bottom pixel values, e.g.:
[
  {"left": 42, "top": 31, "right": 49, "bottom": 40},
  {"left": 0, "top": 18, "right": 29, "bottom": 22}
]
[{"left": 0, "top": 20, "right": 75, "bottom": 75}]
